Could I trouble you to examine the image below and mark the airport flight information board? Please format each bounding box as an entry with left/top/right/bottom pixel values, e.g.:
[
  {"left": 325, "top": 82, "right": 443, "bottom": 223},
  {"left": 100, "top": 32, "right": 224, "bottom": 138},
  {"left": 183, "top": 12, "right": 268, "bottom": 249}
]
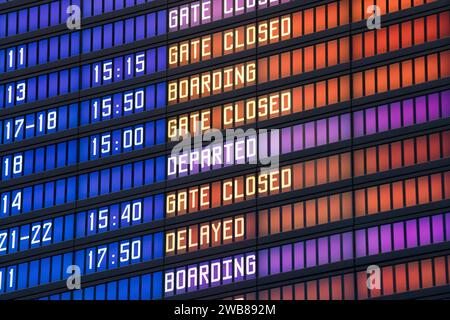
[{"left": 0, "top": 0, "right": 449, "bottom": 300}]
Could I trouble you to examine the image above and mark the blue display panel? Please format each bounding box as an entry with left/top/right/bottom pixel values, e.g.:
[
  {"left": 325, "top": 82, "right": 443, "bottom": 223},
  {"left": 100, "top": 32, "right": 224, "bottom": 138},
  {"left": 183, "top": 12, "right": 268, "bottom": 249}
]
[
  {"left": 0, "top": 155, "right": 166, "bottom": 218},
  {"left": 0, "top": 47, "right": 167, "bottom": 108},
  {"left": 0, "top": 83, "right": 167, "bottom": 145},
  {"left": 0, "top": 119, "right": 166, "bottom": 181},
  {"left": 0, "top": 193, "right": 164, "bottom": 255},
  {"left": 0, "top": 10, "right": 167, "bottom": 73},
  {"left": 0, "top": 232, "right": 164, "bottom": 294},
  {"left": 41, "top": 271, "right": 163, "bottom": 300},
  {"left": 0, "top": 0, "right": 155, "bottom": 39}
]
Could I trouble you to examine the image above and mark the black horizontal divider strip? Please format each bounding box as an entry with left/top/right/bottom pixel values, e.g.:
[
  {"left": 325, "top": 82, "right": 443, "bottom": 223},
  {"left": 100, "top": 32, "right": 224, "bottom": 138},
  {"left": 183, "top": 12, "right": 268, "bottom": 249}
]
[{"left": 5, "top": 244, "right": 449, "bottom": 300}]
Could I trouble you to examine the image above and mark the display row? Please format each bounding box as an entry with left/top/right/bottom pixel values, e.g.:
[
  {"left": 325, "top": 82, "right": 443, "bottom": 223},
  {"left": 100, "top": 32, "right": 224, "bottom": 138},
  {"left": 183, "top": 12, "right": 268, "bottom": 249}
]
[
  {"left": 167, "top": 80, "right": 449, "bottom": 138},
  {"left": 3, "top": 0, "right": 436, "bottom": 42},
  {"left": 168, "top": 10, "right": 450, "bottom": 77},
  {"left": 7, "top": 207, "right": 445, "bottom": 296},
  {"left": 257, "top": 174, "right": 448, "bottom": 238},
  {"left": 4, "top": 144, "right": 444, "bottom": 220},
  {"left": 3, "top": 82, "right": 447, "bottom": 159},
  {"left": 352, "top": 12, "right": 449, "bottom": 60},
  {"left": 167, "top": 50, "right": 450, "bottom": 105},
  {"left": 3, "top": 0, "right": 443, "bottom": 82},
  {"left": 353, "top": 131, "right": 449, "bottom": 177}
]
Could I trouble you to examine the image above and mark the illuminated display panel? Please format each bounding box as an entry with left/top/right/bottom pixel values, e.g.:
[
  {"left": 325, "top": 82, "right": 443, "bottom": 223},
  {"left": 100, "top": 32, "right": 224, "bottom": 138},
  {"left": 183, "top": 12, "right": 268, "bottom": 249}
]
[
  {"left": 3, "top": 88, "right": 445, "bottom": 206},
  {"left": 0, "top": 0, "right": 449, "bottom": 300}
]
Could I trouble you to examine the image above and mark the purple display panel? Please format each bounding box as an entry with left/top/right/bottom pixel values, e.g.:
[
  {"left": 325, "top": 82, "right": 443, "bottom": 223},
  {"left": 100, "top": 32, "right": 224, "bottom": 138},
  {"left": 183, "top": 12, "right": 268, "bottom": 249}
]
[
  {"left": 318, "top": 237, "right": 329, "bottom": 265},
  {"left": 367, "top": 227, "right": 379, "bottom": 255},
  {"left": 406, "top": 220, "right": 418, "bottom": 248},
  {"left": 330, "top": 234, "right": 341, "bottom": 263},
  {"left": 355, "top": 229, "right": 366, "bottom": 258},
  {"left": 258, "top": 249, "right": 269, "bottom": 277},
  {"left": 419, "top": 217, "right": 431, "bottom": 246},
  {"left": 380, "top": 224, "right": 392, "bottom": 253},
  {"left": 282, "top": 244, "right": 292, "bottom": 273},
  {"left": 270, "top": 247, "right": 281, "bottom": 275}
]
